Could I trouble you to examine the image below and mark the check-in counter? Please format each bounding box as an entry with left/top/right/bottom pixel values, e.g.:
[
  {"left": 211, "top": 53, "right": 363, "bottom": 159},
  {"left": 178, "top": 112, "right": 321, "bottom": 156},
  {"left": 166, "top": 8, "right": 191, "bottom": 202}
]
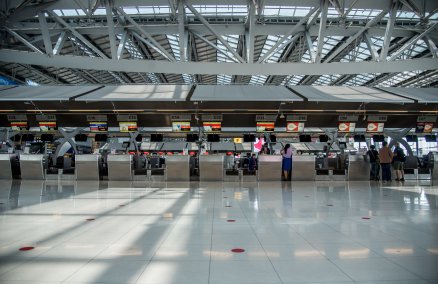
[
  {"left": 257, "top": 155, "right": 282, "bottom": 181},
  {"left": 403, "top": 156, "right": 418, "bottom": 180},
  {"left": 166, "top": 155, "right": 190, "bottom": 181},
  {"left": 432, "top": 153, "right": 438, "bottom": 180},
  {"left": 0, "top": 154, "right": 14, "bottom": 179},
  {"left": 107, "top": 154, "right": 133, "bottom": 181},
  {"left": 20, "top": 154, "right": 45, "bottom": 180},
  {"left": 292, "top": 155, "right": 316, "bottom": 181},
  {"left": 348, "top": 155, "right": 370, "bottom": 181},
  {"left": 199, "top": 155, "right": 224, "bottom": 181},
  {"left": 75, "top": 154, "right": 100, "bottom": 180}
]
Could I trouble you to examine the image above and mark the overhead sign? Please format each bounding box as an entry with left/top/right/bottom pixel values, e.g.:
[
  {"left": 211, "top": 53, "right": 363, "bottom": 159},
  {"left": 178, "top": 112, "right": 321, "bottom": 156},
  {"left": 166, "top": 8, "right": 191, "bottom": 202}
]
[
  {"left": 203, "top": 121, "right": 221, "bottom": 132},
  {"left": 117, "top": 114, "right": 137, "bottom": 122},
  {"left": 256, "top": 114, "right": 278, "bottom": 122},
  {"left": 366, "top": 122, "right": 384, "bottom": 133},
  {"left": 11, "top": 121, "right": 28, "bottom": 131},
  {"left": 172, "top": 121, "right": 191, "bottom": 132},
  {"left": 233, "top": 138, "right": 243, "bottom": 143},
  {"left": 7, "top": 114, "right": 27, "bottom": 121},
  {"left": 286, "top": 122, "right": 305, "bottom": 132},
  {"left": 338, "top": 122, "right": 356, "bottom": 133},
  {"left": 87, "top": 115, "right": 107, "bottom": 122},
  {"left": 367, "top": 115, "right": 387, "bottom": 122},
  {"left": 89, "top": 122, "right": 108, "bottom": 132},
  {"left": 119, "top": 122, "right": 138, "bottom": 132},
  {"left": 201, "top": 114, "right": 222, "bottom": 121},
  {"left": 39, "top": 121, "right": 57, "bottom": 131},
  {"left": 287, "top": 115, "right": 307, "bottom": 122},
  {"left": 416, "top": 122, "right": 434, "bottom": 133},
  {"left": 170, "top": 114, "right": 191, "bottom": 121},
  {"left": 417, "top": 116, "right": 437, "bottom": 123},
  {"left": 338, "top": 114, "right": 359, "bottom": 122},
  {"left": 256, "top": 122, "right": 275, "bottom": 132}
]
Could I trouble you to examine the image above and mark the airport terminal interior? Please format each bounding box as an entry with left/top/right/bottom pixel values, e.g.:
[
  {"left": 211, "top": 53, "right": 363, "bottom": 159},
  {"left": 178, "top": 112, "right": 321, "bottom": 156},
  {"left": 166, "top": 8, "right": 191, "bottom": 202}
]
[{"left": 0, "top": 0, "right": 438, "bottom": 283}]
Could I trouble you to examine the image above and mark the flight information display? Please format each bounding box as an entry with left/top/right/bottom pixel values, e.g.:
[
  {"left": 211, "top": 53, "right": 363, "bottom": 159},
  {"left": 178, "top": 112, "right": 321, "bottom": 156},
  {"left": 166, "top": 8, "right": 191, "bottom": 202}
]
[
  {"left": 203, "top": 121, "right": 221, "bottom": 132},
  {"left": 338, "top": 122, "right": 355, "bottom": 133},
  {"left": 172, "top": 121, "right": 191, "bottom": 132},
  {"left": 39, "top": 121, "right": 57, "bottom": 131},
  {"left": 286, "top": 122, "right": 304, "bottom": 132},
  {"left": 119, "top": 121, "right": 138, "bottom": 132},
  {"left": 366, "top": 122, "right": 384, "bottom": 133},
  {"left": 11, "top": 121, "right": 28, "bottom": 131},
  {"left": 256, "top": 122, "right": 274, "bottom": 132},
  {"left": 89, "top": 121, "right": 108, "bottom": 132}
]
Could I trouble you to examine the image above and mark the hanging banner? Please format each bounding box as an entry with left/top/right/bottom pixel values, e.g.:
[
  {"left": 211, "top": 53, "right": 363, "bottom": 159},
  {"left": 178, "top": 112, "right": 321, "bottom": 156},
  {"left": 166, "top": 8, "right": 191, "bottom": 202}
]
[{"left": 286, "top": 122, "right": 305, "bottom": 132}]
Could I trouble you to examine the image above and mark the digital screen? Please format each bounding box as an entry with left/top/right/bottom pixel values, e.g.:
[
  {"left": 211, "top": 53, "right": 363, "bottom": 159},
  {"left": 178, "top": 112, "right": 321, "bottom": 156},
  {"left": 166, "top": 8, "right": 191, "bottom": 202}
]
[
  {"left": 119, "top": 122, "right": 138, "bottom": 132},
  {"left": 366, "top": 122, "right": 384, "bottom": 133},
  {"left": 172, "top": 121, "right": 191, "bottom": 132},
  {"left": 11, "top": 121, "right": 28, "bottom": 131},
  {"left": 415, "top": 122, "right": 433, "bottom": 133},
  {"left": 203, "top": 121, "right": 221, "bottom": 133},
  {"left": 39, "top": 121, "right": 57, "bottom": 131},
  {"left": 286, "top": 122, "right": 305, "bottom": 133},
  {"left": 338, "top": 122, "right": 356, "bottom": 133},
  {"left": 89, "top": 122, "right": 108, "bottom": 132},
  {"left": 256, "top": 122, "right": 274, "bottom": 132},
  {"left": 207, "top": 134, "right": 220, "bottom": 142}
]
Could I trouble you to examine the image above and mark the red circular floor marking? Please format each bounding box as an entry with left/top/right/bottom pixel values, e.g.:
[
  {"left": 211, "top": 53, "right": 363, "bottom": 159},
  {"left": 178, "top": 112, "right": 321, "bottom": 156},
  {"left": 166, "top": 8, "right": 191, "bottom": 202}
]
[
  {"left": 227, "top": 220, "right": 236, "bottom": 222},
  {"left": 19, "top": 247, "right": 34, "bottom": 251},
  {"left": 86, "top": 218, "right": 95, "bottom": 221},
  {"left": 231, "top": 248, "right": 245, "bottom": 253},
  {"left": 362, "top": 217, "right": 371, "bottom": 220}
]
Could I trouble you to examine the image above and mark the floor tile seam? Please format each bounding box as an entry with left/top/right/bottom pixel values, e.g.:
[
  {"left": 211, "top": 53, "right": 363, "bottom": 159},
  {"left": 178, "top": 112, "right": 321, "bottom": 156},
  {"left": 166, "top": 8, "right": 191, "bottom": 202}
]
[
  {"left": 132, "top": 259, "right": 153, "bottom": 284},
  {"left": 207, "top": 187, "right": 217, "bottom": 284},
  {"left": 235, "top": 192, "right": 284, "bottom": 284},
  {"left": 383, "top": 255, "right": 437, "bottom": 282}
]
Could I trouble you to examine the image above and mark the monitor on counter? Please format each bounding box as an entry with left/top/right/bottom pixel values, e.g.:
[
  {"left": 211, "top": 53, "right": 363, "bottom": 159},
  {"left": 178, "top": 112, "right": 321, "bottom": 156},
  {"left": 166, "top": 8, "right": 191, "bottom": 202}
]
[
  {"left": 207, "top": 134, "right": 220, "bottom": 142},
  {"left": 269, "top": 134, "right": 277, "bottom": 143},
  {"left": 39, "top": 121, "right": 57, "bottom": 131},
  {"left": 186, "top": 134, "right": 199, "bottom": 142},
  {"left": 40, "top": 134, "right": 54, "bottom": 142},
  {"left": 172, "top": 121, "right": 191, "bottom": 132},
  {"left": 372, "top": 135, "right": 385, "bottom": 142},
  {"left": 11, "top": 121, "right": 28, "bottom": 131},
  {"left": 405, "top": 135, "right": 418, "bottom": 143},
  {"left": 150, "top": 134, "right": 163, "bottom": 142},
  {"left": 89, "top": 122, "right": 108, "bottom": 132},
  {"left": 94, "top": 134, "right": 108, "bottom": 142},
  {"left": 203, "top": 121, "right": 221, "bottom": 133},
  {"left": 243, "top": 134, "right": 255, "bottom": 142},
  {"left": 353, "top": 134, "right": 366, "bottom": 142},
  {"left": 21, "top": 134, "right": 34, "bottom": 142},
  {"left": 299, "top": 135, "right": 311, "bottom": 142},
  {"left": 319, "top": 135, "right": 329, "bottom": 142},
  {"left": 75, "top": 134, "right": 88, "bottom": 142},
  {"left": 135, "top": 134, "right": 143, "bottom": 142},
  {"left": 119, "top": 122, "right": 138, "bottom": 132}
]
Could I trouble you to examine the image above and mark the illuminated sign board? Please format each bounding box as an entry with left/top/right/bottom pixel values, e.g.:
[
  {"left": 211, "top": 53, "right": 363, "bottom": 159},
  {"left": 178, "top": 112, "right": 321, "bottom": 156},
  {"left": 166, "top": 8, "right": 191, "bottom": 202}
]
[
  {"left": 366, "top": 122, "right": 384, "bottom": 133},
  {"left": 338, "top": 122, "right": 356, "bottom": 133},
  {"left": 256, "top": 122, "right": 274, "bottom": 132},
  {"left": 39, "top": 121, "right": 57, "bottom": 131},
  {"left": 203, "top": 121, "right": 221, "bottom": 133},
  {"left": 11, "top": 121, "right": 28, "bottom": 131},
  {"left": 89, "top": 122, "right": 108, "bottom": 132},
  {"left": 172, "top": 121, "right": 191, "bottom": 132},
  {"left": 119, "top": 122, "right": 138, "bottom": 132},
  {"left": 286, "top": 122, "right": 305, "bottom": 132}
]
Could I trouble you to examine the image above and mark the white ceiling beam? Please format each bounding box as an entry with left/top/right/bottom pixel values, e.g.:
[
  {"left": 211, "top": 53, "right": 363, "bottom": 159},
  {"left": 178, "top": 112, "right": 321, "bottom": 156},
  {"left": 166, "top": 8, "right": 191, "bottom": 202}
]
[
  {"left": 178, "top": 0, "right": 186, "bottom": 61},
  {"left": 192, "top": 32, "right": 239, "bottom": 63},
  {"left": 305, "top": 32, "right": 316, "bottom": 62},
  {"left": 37, "top": 11, "right": 53, "bottom": 55},
  {"left": 105, "top": 1, "right": 118, "bottom": 60},
  {"left": 363, "top": 32, "right": 379, "bottom": 61},
  {"left": 185, "top": 2, "right": 245, "bottom": 63},
  {"left": 53, "top": 31, "right": 67, "bottom": 55},
  {"left": 246, "top": 1, "right": 256, "bottom": 63},
  {"left": 2, "top": 50, "right": 437, "bottom": 76},
  {"left": 380, "top": 1, "right": 399, "bottom": 61},
  {"left": 424, "top": 35, "right": 437, "bottom": 58},
  {"left": 46, "top": 10, "right": 108, "bottom": 58},
  {"left": 257, "top": 6, "right": 319, "bottom": 63},
  {"left": 329, "top": 0, "right": 343, "bottom": 17},
  {"left": 389, "top": 22, "right": 438, "bottom": 60},
  {"left": 116, "top": 30, "right": 128, "bottom": 60},
  {"left": 400, "top": 0, "right": 422, "bottom": 18},
  {"left": 324, "top": 9, "right": 388, "bottom": 63},
  {"left": 315, "top": 0, "right": 328, "bottom": 63},
  {"left": 344, "top": 0, "right": 359, "bottom": 17},
  {"left": 116, "top": 7, "right": 176, "bottom": 62},
  {"left": 4, "top": 27, "right": 44, "bottom": 54}
]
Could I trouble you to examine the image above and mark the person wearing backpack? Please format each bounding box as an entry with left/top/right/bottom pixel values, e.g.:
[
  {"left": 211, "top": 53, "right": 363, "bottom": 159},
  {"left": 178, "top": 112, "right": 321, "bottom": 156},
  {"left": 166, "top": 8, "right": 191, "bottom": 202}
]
[
  {"left": 367, "top": 145, "right": 380, "bottom": 181},
  {"left": 379, "top": 141, "right": 393, "bottom": 183},
  {"left": 393, "top": 142, "right": 406, "bottom": 181}
]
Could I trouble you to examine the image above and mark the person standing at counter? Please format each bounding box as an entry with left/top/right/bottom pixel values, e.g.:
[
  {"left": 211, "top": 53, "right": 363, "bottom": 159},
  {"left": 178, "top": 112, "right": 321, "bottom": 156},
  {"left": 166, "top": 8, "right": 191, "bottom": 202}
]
[
  {"left": 367, "top": 145, "right": 380, "bottom": 181},
  {"left": 393, "top": 142, "right": 406, "bottom": 181},
  {"left": 281, "top": 144, "right": 293, "bottom": 181},
  {"left": 379, "top": 141, "right": 393, "bottom": 183}
]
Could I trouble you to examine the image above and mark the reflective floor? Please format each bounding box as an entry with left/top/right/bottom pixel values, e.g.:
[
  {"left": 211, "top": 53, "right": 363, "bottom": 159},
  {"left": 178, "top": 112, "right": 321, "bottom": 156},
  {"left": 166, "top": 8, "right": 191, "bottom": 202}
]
[{"left": 0, "top": 179, "right": 437, "bottom": 284}]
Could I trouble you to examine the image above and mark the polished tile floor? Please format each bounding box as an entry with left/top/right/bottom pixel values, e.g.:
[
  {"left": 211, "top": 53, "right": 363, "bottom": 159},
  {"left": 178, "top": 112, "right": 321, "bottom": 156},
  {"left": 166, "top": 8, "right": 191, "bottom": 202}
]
[{"left": 0, "top": 179, "right": 437, "bottom": 284}]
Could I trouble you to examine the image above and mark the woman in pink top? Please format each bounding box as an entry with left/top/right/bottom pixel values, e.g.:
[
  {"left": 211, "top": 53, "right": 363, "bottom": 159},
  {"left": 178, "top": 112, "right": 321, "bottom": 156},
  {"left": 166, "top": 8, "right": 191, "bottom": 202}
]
[{"left": 281, "top": 144, "right": 293, "bottom": 181}]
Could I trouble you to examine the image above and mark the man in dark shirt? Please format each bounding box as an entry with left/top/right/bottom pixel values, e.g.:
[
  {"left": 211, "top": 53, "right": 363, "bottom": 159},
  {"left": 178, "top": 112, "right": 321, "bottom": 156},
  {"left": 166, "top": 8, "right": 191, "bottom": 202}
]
[
  {"left": 367, "top": 145, "right": 380, "bottom": 180},
  {"left": 393, "top": 142, "right": 405, "bottom": 181}
]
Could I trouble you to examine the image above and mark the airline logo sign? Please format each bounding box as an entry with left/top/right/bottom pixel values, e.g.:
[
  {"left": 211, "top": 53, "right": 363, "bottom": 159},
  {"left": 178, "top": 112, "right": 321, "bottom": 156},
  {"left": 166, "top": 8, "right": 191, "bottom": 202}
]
[
  {"left": 366, "top": 122, "right": 384, "bottom": 133},
  {"left": 286, "top": 122, "right": 305, "bottom": 132},
  {"left": 338, "top": 122, "right": 355, "bottom": 132},
  {"left": 416, "top": 122, "right": 434, "bottom": 133}
]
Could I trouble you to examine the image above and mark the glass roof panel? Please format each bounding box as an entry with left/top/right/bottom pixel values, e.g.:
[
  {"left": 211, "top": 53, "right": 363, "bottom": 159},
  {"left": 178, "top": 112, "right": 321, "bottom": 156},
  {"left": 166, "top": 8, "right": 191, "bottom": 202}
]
[
  {"left": 167, "top": 34, "right": 192, "bottom": 84},
  {"left": 185, "top": 5, "right": 247, "bottom": 16}
]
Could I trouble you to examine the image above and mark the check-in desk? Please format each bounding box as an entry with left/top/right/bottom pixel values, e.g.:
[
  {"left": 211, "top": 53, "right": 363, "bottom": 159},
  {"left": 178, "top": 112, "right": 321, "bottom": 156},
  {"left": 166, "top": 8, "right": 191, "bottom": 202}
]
[
  {"left": 200, "top": 155, "right": 224, "bottom": 181},
  {"left": 166, "top": 155, "right": 190, "bottom": 181},
  {"left": 292, "top": 155, "right": 316, "bottom": 181},
  {"left": 348, "top": 155, "right": 369, "bottom": 181},
  {"left": 257, "top": 155, "right": 282, "bottom": 181},
  {"left": 20, "top": 154, "right": 45, "bottom": 180},
  {"left": 403, "top": 156, "right": 418, "bottom": 180},
  {"left": 0, "top": 154, "right": 15, "bottom": 179},
  {"left": 432, "top": 153, "right": 438, "bottom": 180},
  {"left": 107, "top": 154, "right": 133, "bottom": 181},
  {"left": 75, "top": 154, "right": 100, "bottom": 180}
]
